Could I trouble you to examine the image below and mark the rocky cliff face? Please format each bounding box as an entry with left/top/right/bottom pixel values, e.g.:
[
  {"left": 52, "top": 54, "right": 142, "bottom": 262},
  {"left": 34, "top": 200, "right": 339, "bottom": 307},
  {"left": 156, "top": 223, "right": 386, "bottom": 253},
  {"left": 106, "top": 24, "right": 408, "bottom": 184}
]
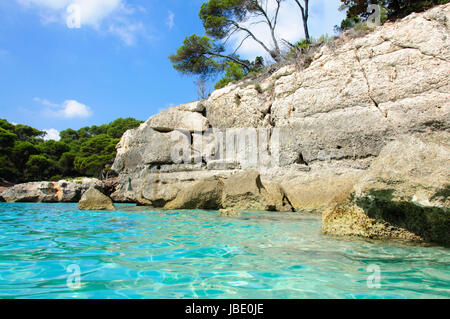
[
  {"left": 323, "top": 132, "right": 449, "bottom": 246},
  {"left": 111, "top": 4, "right": 449, "bottom": 221}
]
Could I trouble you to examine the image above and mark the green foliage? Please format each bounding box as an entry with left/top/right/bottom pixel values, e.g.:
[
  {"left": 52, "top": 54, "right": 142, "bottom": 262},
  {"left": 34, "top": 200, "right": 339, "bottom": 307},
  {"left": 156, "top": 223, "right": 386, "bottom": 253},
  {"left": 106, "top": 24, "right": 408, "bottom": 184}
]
[
  {"left": 0, "top": 117, "right": 142, "bottom": 182},
  {"left": 37, "top": 140, "right": 70, "bottom": 161},
  {"left": 296, "top": 39, "right": 311, "bottom": 51},
  {"left": 0, "top": 155, "right": 17, "bottom": 181},
  {"left": 224, "top": 60, "right": 245, "bottom": 80},
  {"left": 78, "top": 134, "right": 118, "bottom": 157},
  {"left": 25, "top": 155, "right": 57, "bottom": 181},
  {"left": 11, "top": 141, "right": 39, "bottom": 171},
  {"left": 214, "top": 60, "right": 245, "bottom": 89},
  {"left": 286, "top": 35, "right": 335, "bottom": 61},
  {"left": 74, "top": 154, "right": 113, "bottom": 178},
  {"left": 169, "top": 34, "right": 224, "bottom": 79},
  {"left": 59, "top": 128, "right": 79, "bottom": 142},
  {"left": 0, "top": 128, "right": 17, "bottom": 152},
  {"left": 214, "top": 56, "right": 265, "bottom": 89},
  {"left": 49, "top": 174, "right": 63, "bottom": 182},
  {"left": 214, "top": 77, "right": 233, "bottom": 90},
  {"left": 170, "top": 0, "right": 271, "bottom": 82},
  {"left": 0, "top": 119, "right": 15, "bottom": 132},
  {"left": 14, "top": 124, "right": 45, "bottom": 142},
  {"left": 338, "top": 0, "right": 449, "bottom": 30},
  {"left": 171, "top": 34, "right": 264, "bottom": 90},
  {"left": 254, "top": 83, "right": 263, "bottom": 94},
  {"left": 106, "top": 118, "right": 143, "bottom": 138},
  {"left": 58, "top": 152, "right": 77, "bottom": 176},
  {"left": 200, "top": 0, "right": 248, "bottom": 39}
]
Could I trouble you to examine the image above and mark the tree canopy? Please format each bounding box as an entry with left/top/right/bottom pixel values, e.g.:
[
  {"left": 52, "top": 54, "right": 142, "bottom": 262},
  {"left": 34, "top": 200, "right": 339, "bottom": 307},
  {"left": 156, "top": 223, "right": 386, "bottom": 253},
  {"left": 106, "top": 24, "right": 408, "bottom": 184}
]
[
  {"left": 170, "top": 34, "right": 237, "bottom": 79},
  {"left": 170, "top": 0, "right": 313, "bottom": 89},
  {"left": 338, "top": 0, "right": 449, "bottom": 30},
  {"left": 199, "top": 0, "right": 284, "bottom": 61},
  {"left": 0, "top": 117, "right": 143, "bottom": 182}
]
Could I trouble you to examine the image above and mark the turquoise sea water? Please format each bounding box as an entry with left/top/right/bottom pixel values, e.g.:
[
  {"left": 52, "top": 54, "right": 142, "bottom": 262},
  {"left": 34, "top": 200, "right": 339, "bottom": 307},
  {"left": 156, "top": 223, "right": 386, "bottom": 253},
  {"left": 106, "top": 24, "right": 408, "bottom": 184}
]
[{"left": 0, "top": 203, "right": 448, "bottom": 299}]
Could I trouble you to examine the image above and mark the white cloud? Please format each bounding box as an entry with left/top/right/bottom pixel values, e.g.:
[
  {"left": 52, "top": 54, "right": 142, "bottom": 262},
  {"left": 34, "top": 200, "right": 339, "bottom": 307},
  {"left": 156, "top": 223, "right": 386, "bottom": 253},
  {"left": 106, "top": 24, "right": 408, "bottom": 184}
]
[
  {"left": 109, "top": 21, "right": 144, "bottom": 46},
  {"left": 166, "top": 11, "right": 175, "bottom": 30},
  {"left": 17, "top": 0, "right": 69, "bottom": 10},
  {"left": 35, "top": 97, "right": 93, "bottom": 118},
  {"left": 16, "top": 0, "right": 146, "bottom": 45},
  {"left": 17, "top": 0, "right": 121, "bottom": 27},
  {"left": 61, "top": 100, "right": 92, "bottom": 118},
  {"left": 33, "top": 97, "right": 59, "bottom": 107},
  {"left": 43, "top": 128, "right": 61, "bottom": 141}
]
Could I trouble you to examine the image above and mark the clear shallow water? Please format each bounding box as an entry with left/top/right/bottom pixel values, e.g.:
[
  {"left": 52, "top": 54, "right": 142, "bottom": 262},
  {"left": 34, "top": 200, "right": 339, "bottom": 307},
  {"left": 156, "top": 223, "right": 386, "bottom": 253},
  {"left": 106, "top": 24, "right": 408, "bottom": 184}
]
[{"left": 0, "top": 203, "right": 449, "bottom": 299}]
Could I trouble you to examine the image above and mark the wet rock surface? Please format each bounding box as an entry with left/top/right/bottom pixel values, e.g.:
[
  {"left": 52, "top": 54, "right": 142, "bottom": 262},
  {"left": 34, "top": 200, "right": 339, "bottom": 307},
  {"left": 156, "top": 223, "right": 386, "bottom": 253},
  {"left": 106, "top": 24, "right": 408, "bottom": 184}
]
[
  {"left": 78, "top": 187, "right": 115, "bottom": 211},
  {"left": 323, "top": 132, "right": 450, "bottom": 246}
]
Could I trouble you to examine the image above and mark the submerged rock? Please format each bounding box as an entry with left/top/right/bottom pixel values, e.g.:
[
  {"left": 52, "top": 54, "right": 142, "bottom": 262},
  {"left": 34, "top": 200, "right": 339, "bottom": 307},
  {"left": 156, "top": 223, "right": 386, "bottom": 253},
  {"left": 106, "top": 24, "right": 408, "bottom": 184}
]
[
  {"left": 78, "top": 187, "right": 115, "bottom": 211},
  {"left": 323, "top": 133, "right": 450, "bottom": 246},
  {"left": 219, "top": 208, "right": 241, "bottom": 217}
]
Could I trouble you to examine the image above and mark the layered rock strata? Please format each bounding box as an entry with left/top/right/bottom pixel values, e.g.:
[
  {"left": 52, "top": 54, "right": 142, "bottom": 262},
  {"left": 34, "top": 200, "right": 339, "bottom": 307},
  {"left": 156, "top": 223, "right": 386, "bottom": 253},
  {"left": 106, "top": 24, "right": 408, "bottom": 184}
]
[
  {"left": 323, "top": 132, "right": 449, "bottom": 246},
  {"left": 111, "top": 5, "right": 450, "bottom": 220}
]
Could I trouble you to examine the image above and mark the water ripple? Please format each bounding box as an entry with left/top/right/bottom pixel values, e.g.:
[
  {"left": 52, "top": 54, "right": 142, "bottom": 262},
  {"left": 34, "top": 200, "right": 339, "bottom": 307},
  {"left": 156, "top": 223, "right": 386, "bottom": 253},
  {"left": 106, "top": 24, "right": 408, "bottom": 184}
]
[{"left": 0, "top": 203, "right": 449, "bottom": 299}]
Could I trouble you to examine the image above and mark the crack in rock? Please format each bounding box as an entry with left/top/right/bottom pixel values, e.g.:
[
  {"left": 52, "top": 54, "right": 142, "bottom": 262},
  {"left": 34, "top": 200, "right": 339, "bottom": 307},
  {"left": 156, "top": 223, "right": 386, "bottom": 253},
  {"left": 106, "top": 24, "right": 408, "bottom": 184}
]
[{"left": 353, "top": 48, "right": 388, "bottom": 118}]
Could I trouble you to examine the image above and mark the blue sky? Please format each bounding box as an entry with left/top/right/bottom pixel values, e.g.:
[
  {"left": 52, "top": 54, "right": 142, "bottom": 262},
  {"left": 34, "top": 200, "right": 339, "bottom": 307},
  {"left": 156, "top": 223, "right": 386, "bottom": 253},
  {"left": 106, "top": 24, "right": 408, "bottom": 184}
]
[{"left": 0, "top": 0, "right": 345, "bottom": 140}]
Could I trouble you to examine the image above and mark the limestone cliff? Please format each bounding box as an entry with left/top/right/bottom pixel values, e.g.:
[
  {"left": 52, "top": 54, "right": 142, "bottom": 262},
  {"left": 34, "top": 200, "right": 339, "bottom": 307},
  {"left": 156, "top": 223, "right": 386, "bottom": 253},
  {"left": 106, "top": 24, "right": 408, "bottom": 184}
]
[
  {"left": 111, "top": 4, "right": 449, "bottom": 221},
  {"left": 323, "top": 132, "right": 449, "bottom": 246}
]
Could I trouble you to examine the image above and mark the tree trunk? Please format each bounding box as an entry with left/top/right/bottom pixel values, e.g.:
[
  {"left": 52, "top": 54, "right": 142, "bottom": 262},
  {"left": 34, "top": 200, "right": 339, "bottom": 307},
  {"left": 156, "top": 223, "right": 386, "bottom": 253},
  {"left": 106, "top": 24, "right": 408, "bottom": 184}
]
[{"left": 294, "top": 0, "right": 310, "bottom": 43}]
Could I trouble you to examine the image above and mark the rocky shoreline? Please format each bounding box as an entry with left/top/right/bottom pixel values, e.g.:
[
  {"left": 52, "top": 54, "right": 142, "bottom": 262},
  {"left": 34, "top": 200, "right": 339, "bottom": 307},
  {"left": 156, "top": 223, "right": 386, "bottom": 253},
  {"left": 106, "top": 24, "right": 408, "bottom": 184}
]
[
  {"left": 1, "top": 5, "right": 449, "bottom": 246},
  {"left": 0, "top": 178, "right": 116, "bottom": 203}
]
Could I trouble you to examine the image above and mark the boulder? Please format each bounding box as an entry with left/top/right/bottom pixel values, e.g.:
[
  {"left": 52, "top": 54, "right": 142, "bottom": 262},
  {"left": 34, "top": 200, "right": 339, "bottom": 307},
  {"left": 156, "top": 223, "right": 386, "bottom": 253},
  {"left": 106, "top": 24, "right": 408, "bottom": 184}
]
[
  {"left": 78, "top": 187, "right": 115, "bottom": 211},
  {"left": 221, "top": 170, "right": 275, "bottom": 211},
  {"left": 146, "top": 108, "right": 209, "bottom": 132},
  {"left": 323, "top": 133, "right": 450, "bottom": 246},
  {"left": 261, "top": 181, "right": 293, "bottom": 212},
  {"left": 112, "top": 123, "right": 193, "bottom": 173},
  {"left": 164, "top": 177, "right": 223, "bottom": 210},
  {"left": 112, "top": 170, "right": 234, "bottom": 208},
  {"left": 280, "top": 169, "right": 364, "bottom": 213},
  {"left": 175, "top": 101, "right": 205, "bottom": 113}
]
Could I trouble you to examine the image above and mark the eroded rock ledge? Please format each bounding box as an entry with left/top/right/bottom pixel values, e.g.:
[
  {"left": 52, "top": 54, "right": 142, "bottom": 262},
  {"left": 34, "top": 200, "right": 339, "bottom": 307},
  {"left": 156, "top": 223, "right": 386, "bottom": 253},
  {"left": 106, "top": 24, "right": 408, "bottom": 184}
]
[{"left": 323, "top": 132, "right": 449, "bottom": 246}]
